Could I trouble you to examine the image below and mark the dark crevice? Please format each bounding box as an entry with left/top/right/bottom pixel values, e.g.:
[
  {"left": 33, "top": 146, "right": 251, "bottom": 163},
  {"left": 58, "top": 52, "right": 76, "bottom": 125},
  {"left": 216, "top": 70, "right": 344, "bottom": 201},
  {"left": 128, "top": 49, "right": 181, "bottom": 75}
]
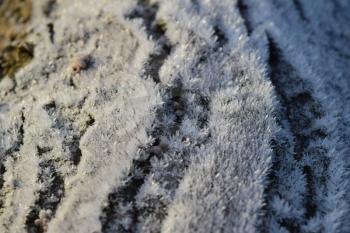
[
  {"left": 213, "top": 25, "right": 228, "bottom": 48},
  {"left": 43, "top": 101, "right": 56, "bottom": 112},
  {"left": 17, "top": 110, "right": 25, "bottom": 149},
  {"left": 68, "top": 76, "right": 77, "bottom": 88},
  {"left": 145, "top": 43, "right": 171, "bottom": 83},
  {"left": 42, "top": 0, "right": 56, "bottom": 17},
  {"left": 9, "top": 77, "right": 18, "bottom": 94},
  {"left": 137, "top": 194, "right": 167, "bottom": 222},
  {"left": 100, "top": 2, "right": 187, "bottom": 232},
  {"left": 100, "top": 49, "right": 212, "bottom": 233},
  {"left": 167, "top": 79, "right": 185, "bottom": 133},
  {"left": 190, "top": 0, "right": 201, "bottom": 13},
  {"left": 126, "top": 0, "right": 172, "bottom": 84},
  {"left": 190, "top": 0, "right": 199, "bottom": 6},
  {"left": 100, "top": 88, "right": 188, "bottom": 232},
  {"left": 303, "top": 165, "right": 317, "bottom": 218},
  {"left": 100, "top": 93, "right": 190, "bottom": 230},
  {"left": 132, "top": 49, "right": 218, "bottom": 230},
  {"left": 265, "top": 35, "right": 327, "bottom": 230},
  {"left": 43, "top": 101, "right": 95, "bottom": 167},
  {"left": 47, "top": 23, "right": 54, "bottom": 44},
  {"left": 292, "top": 0, "right": 308, "bottom": 22},
  {"left": 26, "top": 152, "right": 64, "bottom": 233},
  {"left": 237, "top": 0, "right": 253, "bottom": 35},
  {"left": 86, "top": 114, "right": 95, "bottom": 127},
  {"left": 69, "top": 114, "right": 95, "bottom": 166},
  {"left": 263, "top": 135, "right": 300, "bottom": 233},
  {"left": 100, "top": 146, "right": 154, "bottom": 233},
  {"left": 195, "top": 93, "right": 210, "bottom": 129},
  {"left": 267, "top": 36, "right": 320, "bottom": 162},
  {"left": 69, "top": 137, "right": 82, "bottom": 166},
  {"left": 279, "top": 219, "right": 300, "bottom": 233},
  {"left": 37, "top": 146, "right": 53, "bottom": 156},
  {"left": 126, "top": 0, "right": 157, "bottom": 35},
  {"left": 0, "top": 163, "right": 6, "bottom": 211}
]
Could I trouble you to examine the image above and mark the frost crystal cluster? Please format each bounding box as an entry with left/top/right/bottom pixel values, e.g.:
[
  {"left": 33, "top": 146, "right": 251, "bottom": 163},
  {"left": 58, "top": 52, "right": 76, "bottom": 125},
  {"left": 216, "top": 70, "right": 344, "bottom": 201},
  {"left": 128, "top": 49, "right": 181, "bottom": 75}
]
[{"left": 0, "top": 0, "right": 349, "bottom": 233}]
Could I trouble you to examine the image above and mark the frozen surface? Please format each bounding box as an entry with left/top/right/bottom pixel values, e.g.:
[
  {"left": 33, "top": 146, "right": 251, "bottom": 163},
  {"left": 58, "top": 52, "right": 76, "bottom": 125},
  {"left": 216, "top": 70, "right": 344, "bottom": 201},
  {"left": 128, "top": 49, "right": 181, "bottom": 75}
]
[{"left": 0, "top": 0, "right": 349, "bottom": 232}]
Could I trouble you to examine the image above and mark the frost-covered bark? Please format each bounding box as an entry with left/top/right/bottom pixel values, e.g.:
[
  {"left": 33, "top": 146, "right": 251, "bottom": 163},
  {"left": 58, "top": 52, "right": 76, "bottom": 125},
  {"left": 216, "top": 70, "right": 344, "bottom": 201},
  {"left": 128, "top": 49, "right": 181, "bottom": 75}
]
[{"left": 0, "top": 0, "right": 349, "bottom": 233}]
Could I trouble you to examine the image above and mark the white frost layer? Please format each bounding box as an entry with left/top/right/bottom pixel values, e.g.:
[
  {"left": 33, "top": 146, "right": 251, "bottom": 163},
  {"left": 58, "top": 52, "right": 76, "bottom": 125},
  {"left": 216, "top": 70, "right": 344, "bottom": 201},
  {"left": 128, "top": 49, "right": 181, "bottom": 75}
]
[{"left": 0, "top": 0, "right": 349, "bottom": 233}]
